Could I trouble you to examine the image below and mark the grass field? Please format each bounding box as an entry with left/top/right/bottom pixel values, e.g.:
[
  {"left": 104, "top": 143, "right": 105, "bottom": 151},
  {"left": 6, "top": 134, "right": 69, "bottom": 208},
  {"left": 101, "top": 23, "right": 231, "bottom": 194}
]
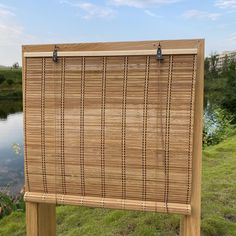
[
  {"left": 0, "top": 136, "right": 236, "bottom": 236},
  {"left": 0, "top": 69, "right": 22, "bottom": 99}
]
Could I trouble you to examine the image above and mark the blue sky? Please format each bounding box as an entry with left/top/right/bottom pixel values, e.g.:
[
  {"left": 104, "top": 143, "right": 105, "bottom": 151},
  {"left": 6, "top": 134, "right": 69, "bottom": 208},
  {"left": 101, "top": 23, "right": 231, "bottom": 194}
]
[{"left": 0, "top": 0, "right": 236, "bottom": 66}]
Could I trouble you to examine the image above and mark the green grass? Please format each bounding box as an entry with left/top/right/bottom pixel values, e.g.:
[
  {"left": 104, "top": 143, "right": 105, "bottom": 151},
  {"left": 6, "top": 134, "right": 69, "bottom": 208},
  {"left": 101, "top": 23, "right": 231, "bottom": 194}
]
[
  {"left": 201, "top": 136, "right": 236, "bottom": 235},
  {"left": 1, "top": 136, "right": 236, "bottom": 236},
  {"left": 0, "top": 211, "right": 25, "bottom": 236},
  {"left": 0, "top": 69, "right": 22, "bottom": 99}
]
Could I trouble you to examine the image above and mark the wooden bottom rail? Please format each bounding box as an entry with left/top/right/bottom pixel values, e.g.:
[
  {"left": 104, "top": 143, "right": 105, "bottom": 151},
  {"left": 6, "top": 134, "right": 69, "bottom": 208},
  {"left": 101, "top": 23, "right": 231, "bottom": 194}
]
[
  {"left": 26, "top": 202, "right": 56, "bottom": 236},
  {"left": 24, "top": 192, "right": 191, "bottom": 215}
]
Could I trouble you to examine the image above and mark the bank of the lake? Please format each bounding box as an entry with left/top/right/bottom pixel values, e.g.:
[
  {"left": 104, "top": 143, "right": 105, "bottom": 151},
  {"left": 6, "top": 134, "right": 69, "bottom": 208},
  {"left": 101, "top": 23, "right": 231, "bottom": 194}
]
[
  {"left": 0, "top": 69, "right": 22, "bottom": 100},
  {"left": 0, "top": 100, "right": 22, "bottom": 120}
]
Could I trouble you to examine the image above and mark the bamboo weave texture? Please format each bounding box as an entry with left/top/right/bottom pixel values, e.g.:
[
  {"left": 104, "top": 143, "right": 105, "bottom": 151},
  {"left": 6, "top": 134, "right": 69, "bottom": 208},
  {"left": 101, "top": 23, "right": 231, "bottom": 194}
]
[{"left": 24, "top": 52, "right": 197, "bottom": 215}]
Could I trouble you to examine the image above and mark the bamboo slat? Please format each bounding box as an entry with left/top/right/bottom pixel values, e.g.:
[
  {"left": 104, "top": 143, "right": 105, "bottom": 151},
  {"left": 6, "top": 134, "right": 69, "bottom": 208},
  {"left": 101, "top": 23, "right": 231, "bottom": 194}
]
[{"left": 23, "top": 40, "right": 203, "bottom": 215}]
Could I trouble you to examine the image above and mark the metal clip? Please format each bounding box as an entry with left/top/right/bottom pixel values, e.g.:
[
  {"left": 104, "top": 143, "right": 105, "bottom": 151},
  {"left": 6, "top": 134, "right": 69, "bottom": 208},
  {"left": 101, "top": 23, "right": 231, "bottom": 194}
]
[
  {"left": 156, "top": 43, "right": 163, "bottom": 61},
  {"left": 53, "top": 46, "right": 58, "bottom": 63}
]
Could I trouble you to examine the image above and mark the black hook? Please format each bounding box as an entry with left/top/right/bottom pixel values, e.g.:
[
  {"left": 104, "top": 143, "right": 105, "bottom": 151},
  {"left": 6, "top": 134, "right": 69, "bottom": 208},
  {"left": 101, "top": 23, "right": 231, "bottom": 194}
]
[
  {"left": 156, "top": 43, "right": 163, "bottom": 61},
  {"left": 53, "top": 45, "right": 58, "bottom": 63}
]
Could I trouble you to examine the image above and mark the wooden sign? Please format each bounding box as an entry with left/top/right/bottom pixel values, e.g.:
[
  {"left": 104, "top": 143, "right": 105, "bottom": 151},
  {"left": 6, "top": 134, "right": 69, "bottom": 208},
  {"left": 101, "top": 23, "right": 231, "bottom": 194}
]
[{"left": 23, "top": 39, "right": 204, "bottom": 236}]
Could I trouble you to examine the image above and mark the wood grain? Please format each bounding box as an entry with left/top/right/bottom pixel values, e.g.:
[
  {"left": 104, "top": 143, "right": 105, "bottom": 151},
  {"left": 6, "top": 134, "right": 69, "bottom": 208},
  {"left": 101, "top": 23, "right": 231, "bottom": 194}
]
[
  {"left": 26, "top": 202, "right": 56, "bottom": 236},
  {"left": 22, "top": 39, "right": 201, "bottom": 52},
  {"left": 23, "top": 48, "right": 198, "bottom": 58}
]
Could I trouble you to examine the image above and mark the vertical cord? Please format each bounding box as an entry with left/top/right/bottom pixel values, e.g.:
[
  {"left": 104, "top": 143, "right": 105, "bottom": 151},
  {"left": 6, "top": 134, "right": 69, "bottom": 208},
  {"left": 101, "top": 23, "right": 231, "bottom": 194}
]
[
  {"left": 53, "top": 57, "right": 57, "bottom": 205},
  {"left": 61, "top": 57, "right": 66, "bottom": 196},
  {"left": 164, "top": 55, "right": 173, "bottom": 213},
  {"left": 80, "top": 57, "right": 85, "bottom": 198},
  {"left": 158, "top": 60, "right": 165, "bottom": 159},
  {"left": 142, "top": 56, "right": 150, "bottom": 210},
  {"left": 41, "top": 58, "right": 48, "bottom": 194},
  {"left": 156, "top": 58, "right": 163, "bottom": 212},
  {"left": 24, "top": 57, "right": 30, "bottom": 192},
  {"left": 186, "top": 55, "right": 197, "bottom": 205},
  {"left": 156, "top": 57, "right": 166, "bottom": 212},
  {"left": 121, "top": 56, "right": 128, "bottom": 207},
  {"left": 101, "top": 57, "right": 107, "bottom": 206}
]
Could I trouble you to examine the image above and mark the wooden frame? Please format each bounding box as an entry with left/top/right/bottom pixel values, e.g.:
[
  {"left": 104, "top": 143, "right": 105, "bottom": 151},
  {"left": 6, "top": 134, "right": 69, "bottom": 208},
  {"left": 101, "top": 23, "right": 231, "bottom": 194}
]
[{"left": 23, "top": 39, "right": 204, "bottom": 236}]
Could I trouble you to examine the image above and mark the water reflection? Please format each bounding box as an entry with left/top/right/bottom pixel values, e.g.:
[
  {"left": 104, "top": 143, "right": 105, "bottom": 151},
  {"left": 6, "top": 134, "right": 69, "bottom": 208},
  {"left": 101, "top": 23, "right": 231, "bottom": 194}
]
[
  {"left": 0, "top": 100, "right": 23, "bottom": 194},
  {"left": 0, "top": 100, "right": 22, "bottom": 120}
]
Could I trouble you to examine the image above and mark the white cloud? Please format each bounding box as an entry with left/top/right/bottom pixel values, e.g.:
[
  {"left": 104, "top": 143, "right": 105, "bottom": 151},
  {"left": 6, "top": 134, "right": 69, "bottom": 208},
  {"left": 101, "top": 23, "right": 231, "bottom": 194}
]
[
  {"left": 0, "top": 8, "right": 15, "bottom": 17},
  {"left": 60, "top": 0, "right": 174, "bottom": 19},
  {"left": 144, "top": 10, "right": 158, "bottom": 17},
  {"left": 215, "top": 0, "right": 236, "bottom": 9},
  {"left": 61, "top": 1, "right": 115, "bottom": 19},
  {"left": 110, "top": 0, "right": 180, "bottom": 8},
  {"left": 0, "top": 4, "right": 37, "bottom": 66},
  {"left": 78, "top": 2, "right": 115, "bottom": 19},
  {"left": 230, "top": 33, "right": 236, "bottom": 42},
  {"left": 183, "top": 10, "right": 221, "bottom": 21},
  {"left": 0, "top": 5, "right": 23, "bottom": 46}
]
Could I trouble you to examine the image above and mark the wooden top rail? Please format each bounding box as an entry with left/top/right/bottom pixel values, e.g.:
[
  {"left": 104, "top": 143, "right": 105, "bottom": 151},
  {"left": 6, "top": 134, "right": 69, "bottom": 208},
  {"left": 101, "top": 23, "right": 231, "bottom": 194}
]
[{"left": 24, "top": 48, "right": 198, "bottom": 58}]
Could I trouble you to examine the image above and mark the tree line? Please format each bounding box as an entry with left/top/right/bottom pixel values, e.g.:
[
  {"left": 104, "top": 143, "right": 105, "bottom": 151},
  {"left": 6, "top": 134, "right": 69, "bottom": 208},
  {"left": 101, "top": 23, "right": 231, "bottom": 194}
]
[{"left": 204, "top": 54, "right": 236, "bottom": 145}]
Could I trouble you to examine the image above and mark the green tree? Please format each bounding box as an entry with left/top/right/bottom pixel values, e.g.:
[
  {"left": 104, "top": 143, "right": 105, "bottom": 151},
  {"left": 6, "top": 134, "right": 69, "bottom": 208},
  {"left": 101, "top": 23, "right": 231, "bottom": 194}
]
[
  {"left": 204, "top": 53, "right": 236, "bottom": 123},
  {"left": 0, "top": 74, "right": 5, "bottom": 84},
  {"left": 220, "top": 58, "right": 236, "bottom": 122}
]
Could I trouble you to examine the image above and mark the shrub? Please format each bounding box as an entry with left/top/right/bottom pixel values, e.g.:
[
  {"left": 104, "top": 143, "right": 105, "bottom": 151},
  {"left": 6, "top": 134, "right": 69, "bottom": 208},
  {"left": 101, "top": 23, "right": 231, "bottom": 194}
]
[
  {"left": 12, "top": 91, "right": 22, "bottom": 98},
  {"left": 0, "top": 190, "right": 25, "bottom": 219},
  {"left": 203, "top": 107, "right": 235, "bottom": 146},
  {"left": 6, "top": 79, "right": 14, "bottom": 85},
  {"left": 0, "top": 74, "right": 5, "bottom": 84}
]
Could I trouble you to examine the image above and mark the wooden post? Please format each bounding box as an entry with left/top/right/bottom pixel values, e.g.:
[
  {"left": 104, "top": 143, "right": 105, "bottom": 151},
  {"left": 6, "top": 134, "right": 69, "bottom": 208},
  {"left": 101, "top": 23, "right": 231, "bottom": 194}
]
[
  {"left": 180, "top": 40, "right": 204, "bottom": 236},
  {"left": 26, "top": 202, "right": 56, "bottom": 236}
]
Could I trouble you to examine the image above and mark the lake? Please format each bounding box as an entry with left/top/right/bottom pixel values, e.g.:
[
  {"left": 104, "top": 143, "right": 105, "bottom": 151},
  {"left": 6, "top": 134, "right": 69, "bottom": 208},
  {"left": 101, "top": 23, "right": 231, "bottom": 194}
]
[{"left": 0, "top": 100, "right": 24, "bottom": 195}]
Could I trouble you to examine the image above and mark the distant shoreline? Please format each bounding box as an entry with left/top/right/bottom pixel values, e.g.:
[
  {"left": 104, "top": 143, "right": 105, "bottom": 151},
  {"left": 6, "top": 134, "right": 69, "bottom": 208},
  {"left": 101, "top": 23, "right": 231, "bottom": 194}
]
[{"left": 0, "top": 68, "right": 22, "bottom": 100}]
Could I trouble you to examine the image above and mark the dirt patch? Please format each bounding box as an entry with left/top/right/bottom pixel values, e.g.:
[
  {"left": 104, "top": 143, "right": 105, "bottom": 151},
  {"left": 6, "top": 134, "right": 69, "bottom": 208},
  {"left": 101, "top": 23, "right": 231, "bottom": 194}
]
[
  {"left": 224, "top": 213, "right": 236, "bottom": 222},
  {"left": 117, "top": 223, "right": 137, "bottom": 235}
]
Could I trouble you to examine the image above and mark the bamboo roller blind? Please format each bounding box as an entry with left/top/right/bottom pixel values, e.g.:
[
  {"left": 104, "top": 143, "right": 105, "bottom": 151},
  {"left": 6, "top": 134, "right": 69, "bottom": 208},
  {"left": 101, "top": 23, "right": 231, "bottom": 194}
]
[{"left": 23, "top": 40, "right": 201, "bottom": 215}]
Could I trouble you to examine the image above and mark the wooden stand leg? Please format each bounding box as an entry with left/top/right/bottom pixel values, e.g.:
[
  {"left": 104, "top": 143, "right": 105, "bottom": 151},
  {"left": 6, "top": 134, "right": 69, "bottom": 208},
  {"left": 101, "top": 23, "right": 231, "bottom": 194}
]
[
  {"left": 180, "top": 39, "right": 204, "bottom": 236},
  {"left": 180, "top": 213, "right": 200, "bottom": 236},
  {"left": 180, "top": 149, "right": 201, "bottom": 236},
  {"left": 26, "top": 202, "right": 56, "bottom": 236},
  {"left": 180, "top": 158, "right": 201, "bottom": 236}
]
